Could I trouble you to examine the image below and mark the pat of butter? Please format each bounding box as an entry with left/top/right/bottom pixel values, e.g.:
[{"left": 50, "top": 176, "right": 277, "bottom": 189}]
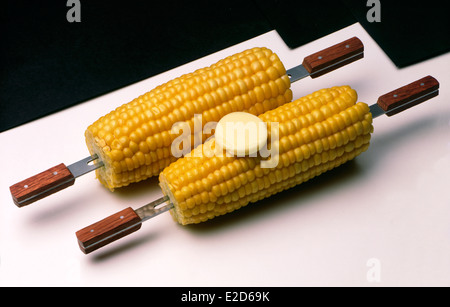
[{"left": 214, "top": 112, "right": 268, "bottom": 156}]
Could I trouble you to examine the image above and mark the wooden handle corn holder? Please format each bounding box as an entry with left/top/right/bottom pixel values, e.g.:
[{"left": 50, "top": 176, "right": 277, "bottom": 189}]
[
  {"left": 10, "top": 37, "right": 364, "bottom": 208},
  {"left": 76, "top": 76, "right": 439, "bottom": 254}
]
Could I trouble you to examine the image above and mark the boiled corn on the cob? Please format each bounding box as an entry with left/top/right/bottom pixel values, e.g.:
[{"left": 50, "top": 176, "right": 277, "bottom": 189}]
[
  {"left": 159, "top": 85, "right": 373, "bottom": 225},
  {"left": 86, "top": 47, "right": 292, "bottom": 190}
]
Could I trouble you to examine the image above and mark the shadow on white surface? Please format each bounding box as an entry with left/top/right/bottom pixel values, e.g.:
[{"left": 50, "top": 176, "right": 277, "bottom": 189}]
[
  {"left": 89, "top": 232, "right": 159, "bottom": 262},
  {"left": 24, "top": 183, "right": 103, "bottom": 226},
  {"left": 363, "top": 112, "right": 444, "bottom": 170}
]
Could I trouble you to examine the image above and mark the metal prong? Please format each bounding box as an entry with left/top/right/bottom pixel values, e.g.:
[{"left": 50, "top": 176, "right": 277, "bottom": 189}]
[
  {"left": 286, "top": 64, "right": 310, "bottom": 82},
  {"left": 135, "top": 195, "right": 173, "bottom": 222},
  {"left": 369, "top": 103, "right": 386, "bottom": 119},
  {"left": 67, "top": 154, "right": 104, "bottom": 178}
]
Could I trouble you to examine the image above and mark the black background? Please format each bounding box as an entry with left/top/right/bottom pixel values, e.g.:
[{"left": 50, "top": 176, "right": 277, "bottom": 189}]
[{"left": 1, "top": 0, "right": 449, "bottom": 132}]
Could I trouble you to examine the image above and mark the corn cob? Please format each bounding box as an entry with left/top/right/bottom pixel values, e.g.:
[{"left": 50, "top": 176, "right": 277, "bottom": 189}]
[
  {"left": 159, "top": 85, "right": 373, "bottom": 225},
  {"left": 86, "top": 47, "right": 292, "bottom": 190}
]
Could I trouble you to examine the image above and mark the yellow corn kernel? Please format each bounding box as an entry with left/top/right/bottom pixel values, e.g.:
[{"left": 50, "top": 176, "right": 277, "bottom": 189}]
[
  {"left": 159, "top": 86, "right": 374, "bottom": 225},
  {"left": 85, "top": 47, "right": 293, "bottom": 190}
]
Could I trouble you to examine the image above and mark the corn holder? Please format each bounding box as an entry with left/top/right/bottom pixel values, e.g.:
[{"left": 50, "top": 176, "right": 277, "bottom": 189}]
[
  {"left": 75, "top": 75, "right": 439, "bottom": 254},
  {"left": 10, "top": 37, "right": 364, "bottom": 207}
]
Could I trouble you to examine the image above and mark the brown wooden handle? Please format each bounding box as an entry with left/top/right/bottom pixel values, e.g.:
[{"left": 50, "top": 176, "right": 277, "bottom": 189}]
[
  {"left": 9, "top": 163, "right": 75, "bottom": 207},
  {"left": 76, "top": 207, "right": 142, "bottom": 254},
  {"left": 377, "top": 75, "right": 440, "bottom": 116},
  {"left": 302, "top": 37, "right": 364, "bottom": 78}
]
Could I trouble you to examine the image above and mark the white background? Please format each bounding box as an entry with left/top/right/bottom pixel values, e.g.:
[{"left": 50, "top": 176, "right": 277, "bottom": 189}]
[{"left": 1, "top": 23, "right": 449, "bottom": 286}]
